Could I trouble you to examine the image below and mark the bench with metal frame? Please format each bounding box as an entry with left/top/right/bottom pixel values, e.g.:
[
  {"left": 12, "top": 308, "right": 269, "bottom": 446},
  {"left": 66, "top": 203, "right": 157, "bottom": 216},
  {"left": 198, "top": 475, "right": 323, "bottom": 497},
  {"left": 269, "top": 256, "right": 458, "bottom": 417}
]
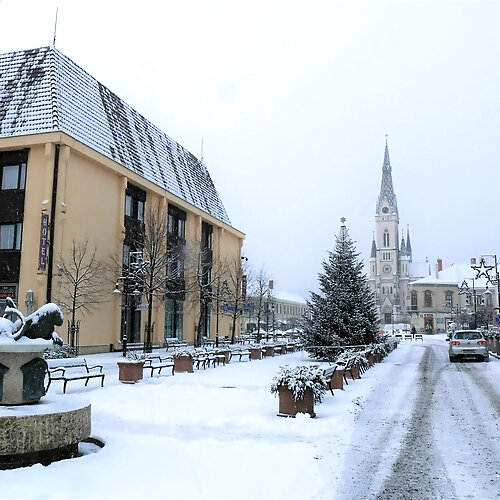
[{"left": 46, "top": 358, "right": 105, "bottom": 394}]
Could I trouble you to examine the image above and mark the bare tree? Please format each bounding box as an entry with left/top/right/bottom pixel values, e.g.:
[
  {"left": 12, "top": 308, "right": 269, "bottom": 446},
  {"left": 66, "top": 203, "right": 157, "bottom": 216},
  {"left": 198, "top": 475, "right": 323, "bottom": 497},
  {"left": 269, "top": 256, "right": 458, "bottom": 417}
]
[
  {"left": 57, "top": 239, "right": 108, "bottom": 351},
  {"left": 132, "top": 202, "right": 188, "bottom": 352},
  {"left": 247, "top": 267, "right": 271, "bottom": 341}
]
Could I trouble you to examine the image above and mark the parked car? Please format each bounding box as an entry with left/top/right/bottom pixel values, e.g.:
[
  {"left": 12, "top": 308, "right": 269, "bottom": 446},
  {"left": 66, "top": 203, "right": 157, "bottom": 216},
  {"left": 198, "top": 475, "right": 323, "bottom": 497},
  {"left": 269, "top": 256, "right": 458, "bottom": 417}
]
[{"left": 449, "top": 330, "right": 489, "bottom": 362}]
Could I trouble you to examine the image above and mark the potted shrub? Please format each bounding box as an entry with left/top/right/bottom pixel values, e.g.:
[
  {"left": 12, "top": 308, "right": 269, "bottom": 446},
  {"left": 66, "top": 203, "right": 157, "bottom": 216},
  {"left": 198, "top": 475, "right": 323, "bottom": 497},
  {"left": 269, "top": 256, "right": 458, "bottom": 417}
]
[
  {"left": 172, "top": 347, "right": 194, "bottom": 373},
  {"left": 371, "top": 343, "right": 387, "bottom": 362},
  {"left": 117, "top": 351, "right": 145, "bottom": 384},
  {"left": 270, "top": 365, "right": 326, "bottom": 418},
  {"left": 248, "top": 344, "right": 262, "bottom": 360}
]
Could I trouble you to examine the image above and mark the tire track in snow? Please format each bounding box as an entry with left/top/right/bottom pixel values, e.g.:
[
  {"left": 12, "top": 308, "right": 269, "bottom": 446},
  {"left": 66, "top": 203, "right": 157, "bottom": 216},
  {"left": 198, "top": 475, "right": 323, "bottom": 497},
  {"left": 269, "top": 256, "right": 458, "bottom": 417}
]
[
  {"left": 376, "top": 345, "right": 456, "bottom": 500},
  {"left": 334, "top": 344, "right": 425, "bottom": 499}
]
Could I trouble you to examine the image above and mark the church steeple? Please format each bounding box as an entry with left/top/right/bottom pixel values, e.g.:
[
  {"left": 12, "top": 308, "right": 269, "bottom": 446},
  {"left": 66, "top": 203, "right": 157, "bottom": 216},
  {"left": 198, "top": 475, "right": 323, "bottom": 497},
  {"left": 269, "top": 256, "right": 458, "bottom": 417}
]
[
  {"left": 376, "top": 136, "right": 398, "bottom": 216},
  {"left": 370, "top": 233, "right": 377, "bottom": 259},
  {"left": 406, "top": 225, "right": 412, "bottom": 260}
]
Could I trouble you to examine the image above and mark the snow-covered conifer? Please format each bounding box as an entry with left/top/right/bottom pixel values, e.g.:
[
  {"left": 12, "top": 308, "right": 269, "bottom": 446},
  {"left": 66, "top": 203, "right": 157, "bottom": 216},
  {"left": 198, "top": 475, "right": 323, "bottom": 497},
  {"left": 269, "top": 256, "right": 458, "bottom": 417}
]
[{"left": 302, "top": 220, "right": 378, "bottom": 360}]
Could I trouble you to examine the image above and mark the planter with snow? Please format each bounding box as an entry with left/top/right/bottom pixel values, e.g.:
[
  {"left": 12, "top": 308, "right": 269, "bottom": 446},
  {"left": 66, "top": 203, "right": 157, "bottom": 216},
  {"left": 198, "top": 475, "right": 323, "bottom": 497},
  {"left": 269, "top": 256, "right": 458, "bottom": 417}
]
[
  {"left": 117, "top": 360, "right": 144, "bottom": 384},
  {"left": 172, "top": 348, "right": 194, "bottom": 373},
  {"left": 271, "top": 365, "right": 326, "bottom": 418}
]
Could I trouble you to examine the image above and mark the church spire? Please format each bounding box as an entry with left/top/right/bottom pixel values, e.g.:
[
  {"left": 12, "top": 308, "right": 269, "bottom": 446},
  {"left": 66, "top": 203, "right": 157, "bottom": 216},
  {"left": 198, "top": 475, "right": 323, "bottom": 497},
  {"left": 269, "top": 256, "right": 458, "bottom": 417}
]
[
  {"left": 376, "top": 136, "right": 398, "bottom": 216},
  {"left": 400, "top": 229, "right": 406, "bottom": 255},
  {"left": 406, "top": 225, "right": 412, "bottom": 260},
  {"left": 371, "top": 232, "right": 377, "bottom": 259}
]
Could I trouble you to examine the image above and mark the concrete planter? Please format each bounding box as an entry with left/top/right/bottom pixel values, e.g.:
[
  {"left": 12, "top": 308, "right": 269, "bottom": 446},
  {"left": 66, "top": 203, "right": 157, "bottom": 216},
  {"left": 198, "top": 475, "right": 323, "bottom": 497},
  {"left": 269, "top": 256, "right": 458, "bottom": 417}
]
[
  {"left": 277, "top": 386, "right": 315, "bottom": 418},
  {"left": 249, "top": 347, "right": 262, "bottom": 360},
  {"left": 329, "top": 369, "right": 344, "bottom": 390},
  {"left": 174, "top": 356, "right": 194, "bottom": 373},
  {"left": 350, "top": 363, "right": 361, "bottom": 380},
  {"left": 117, "top": 361, "right": 144, "bottom": 384},
  {"left": 264, "top": 346, "right": 275, "bottom": 357}
]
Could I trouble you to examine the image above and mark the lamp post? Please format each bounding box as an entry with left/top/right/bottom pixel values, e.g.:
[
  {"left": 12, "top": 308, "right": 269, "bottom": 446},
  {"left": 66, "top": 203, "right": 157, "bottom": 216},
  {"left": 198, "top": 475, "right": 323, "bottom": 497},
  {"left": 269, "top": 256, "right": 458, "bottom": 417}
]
[
  {"left": 113, "top": 251, "right": 144, "bottom": 356},
  {"left": 458, "top": 279, "right": 478, "bottom": 329}
]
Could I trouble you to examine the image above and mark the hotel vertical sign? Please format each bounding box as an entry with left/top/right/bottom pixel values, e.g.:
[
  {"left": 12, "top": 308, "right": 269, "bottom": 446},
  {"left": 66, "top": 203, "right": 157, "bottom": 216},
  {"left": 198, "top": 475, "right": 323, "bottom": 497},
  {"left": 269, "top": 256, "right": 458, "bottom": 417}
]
[{"left": 38, "top": 213, "right": 49, "bottom": 271}]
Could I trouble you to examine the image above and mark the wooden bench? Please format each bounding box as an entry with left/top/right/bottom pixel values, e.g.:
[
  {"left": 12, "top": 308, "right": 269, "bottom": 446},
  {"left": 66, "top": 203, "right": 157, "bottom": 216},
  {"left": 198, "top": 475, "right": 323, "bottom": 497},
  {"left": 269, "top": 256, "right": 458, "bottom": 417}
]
[
  {"left": 323, "top": 365, "right": 338, "bottom": 395},
  {"left": 192, "top": 350, "right": 226, "bottom": 369},
  {"left": 335, "top": 357, "right": 356, "bottom": 385},
  {"left": 165, "top": 338, "right": 188, "bottom": 351},
  {"left": 143, "top": 355, "right": 174, "bottom": 377},
  {"left": 229, "top": 348, "right": 251, "bottom": 362},
  {"left": 414, "top": 334, "right": 424, "bottom": 341},
  {"left": 46, "top": 359, "right": 105, "bottom": 394}
]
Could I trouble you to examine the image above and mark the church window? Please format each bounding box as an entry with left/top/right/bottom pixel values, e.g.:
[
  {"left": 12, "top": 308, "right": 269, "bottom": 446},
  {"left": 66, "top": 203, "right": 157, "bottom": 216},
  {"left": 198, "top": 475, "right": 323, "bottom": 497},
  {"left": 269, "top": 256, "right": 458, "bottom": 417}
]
[
  {"left": 383, "top": 230, "right": 390, "bottom": 247},
  {"left": 424, "top": 291, "right": 432, "bottom": 307}
]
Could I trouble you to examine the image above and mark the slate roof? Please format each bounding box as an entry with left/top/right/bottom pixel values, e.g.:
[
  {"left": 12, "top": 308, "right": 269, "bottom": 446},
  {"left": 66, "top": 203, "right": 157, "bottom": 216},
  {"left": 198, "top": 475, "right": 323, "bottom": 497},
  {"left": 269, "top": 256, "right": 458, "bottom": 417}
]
[{"left": 0, "top": 46, "right": 231, "bottom": 226}]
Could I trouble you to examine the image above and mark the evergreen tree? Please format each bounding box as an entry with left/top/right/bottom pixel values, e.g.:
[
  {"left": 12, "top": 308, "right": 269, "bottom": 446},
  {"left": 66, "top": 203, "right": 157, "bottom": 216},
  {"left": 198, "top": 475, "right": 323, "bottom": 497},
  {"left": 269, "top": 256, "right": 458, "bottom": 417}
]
[{"left": 302, "top": 220, "right": 378, "bottom": 360}]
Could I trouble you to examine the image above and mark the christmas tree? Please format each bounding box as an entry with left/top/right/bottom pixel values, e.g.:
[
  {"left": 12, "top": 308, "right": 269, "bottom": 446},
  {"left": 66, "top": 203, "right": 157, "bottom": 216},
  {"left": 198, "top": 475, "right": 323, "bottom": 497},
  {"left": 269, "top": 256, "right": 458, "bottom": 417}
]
[{"left": 302, "top": 219, "right": 378, "bottom": 360}]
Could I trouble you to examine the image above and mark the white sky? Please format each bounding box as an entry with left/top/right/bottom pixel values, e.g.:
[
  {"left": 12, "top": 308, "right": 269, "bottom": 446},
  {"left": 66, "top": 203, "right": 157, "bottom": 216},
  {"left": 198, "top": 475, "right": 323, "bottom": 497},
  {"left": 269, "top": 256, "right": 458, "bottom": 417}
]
[{"left": 1, "top": 0, "right": 499, "bottom": 300}]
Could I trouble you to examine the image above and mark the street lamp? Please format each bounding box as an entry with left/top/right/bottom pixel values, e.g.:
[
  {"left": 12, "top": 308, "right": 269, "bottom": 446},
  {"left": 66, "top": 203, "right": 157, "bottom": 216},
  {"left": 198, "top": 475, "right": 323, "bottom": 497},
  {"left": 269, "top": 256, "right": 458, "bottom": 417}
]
[
  {"left": 114, "top": 251, "right": 145, "bottom": 356},
  {"left": 458, "top": 279, "right": 478, "bottom": 329}
]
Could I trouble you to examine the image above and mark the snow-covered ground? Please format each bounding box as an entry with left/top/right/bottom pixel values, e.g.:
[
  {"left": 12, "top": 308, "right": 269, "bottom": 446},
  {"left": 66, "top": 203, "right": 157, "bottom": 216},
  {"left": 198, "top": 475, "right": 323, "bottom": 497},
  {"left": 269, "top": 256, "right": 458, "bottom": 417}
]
[{"left": 1, "top": 335, "right": 499, "bottom": 500}]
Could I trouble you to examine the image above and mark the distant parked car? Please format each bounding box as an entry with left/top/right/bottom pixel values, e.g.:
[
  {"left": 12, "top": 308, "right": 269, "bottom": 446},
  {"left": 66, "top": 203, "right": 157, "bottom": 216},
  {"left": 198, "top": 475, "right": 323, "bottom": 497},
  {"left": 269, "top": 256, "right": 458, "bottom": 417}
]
[{"left": 449, "top": 330, "right": 489, "bottom": 362}]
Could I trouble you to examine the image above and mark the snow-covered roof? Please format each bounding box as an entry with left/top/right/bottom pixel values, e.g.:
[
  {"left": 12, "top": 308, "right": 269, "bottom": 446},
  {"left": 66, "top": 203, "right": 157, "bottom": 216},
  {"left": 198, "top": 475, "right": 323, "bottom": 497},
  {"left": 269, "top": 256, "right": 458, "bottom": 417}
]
[
  {"left": 0, "top": 47, "right": 231, "bottom": 226},
  {"left": 272, "top": 290, "right": 307, "bottom": 304},
  {"left": 408, "top": 261, "right": 431, "bottom": 280},
  {"left": 411, "top": 263, "right": 490, "bottom": 288}
]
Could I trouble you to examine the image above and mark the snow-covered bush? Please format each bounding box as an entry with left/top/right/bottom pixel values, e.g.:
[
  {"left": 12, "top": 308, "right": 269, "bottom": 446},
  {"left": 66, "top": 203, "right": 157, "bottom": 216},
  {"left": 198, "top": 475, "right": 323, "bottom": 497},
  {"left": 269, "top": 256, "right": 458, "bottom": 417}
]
[
  {"left": 44, "top": 343, "right": 77, "bottom": 359},
  {"left": 172, "top": 347, "right": 193, "bottom": 359},
  {"left": 271, "top": 365, "right": 327, "bottom": 403},
  {"left": 126, "top": 351, "right": 147, "bottom": 361},
  {"left": 371, "top": 343, "right": 387, "bottom": 356}
]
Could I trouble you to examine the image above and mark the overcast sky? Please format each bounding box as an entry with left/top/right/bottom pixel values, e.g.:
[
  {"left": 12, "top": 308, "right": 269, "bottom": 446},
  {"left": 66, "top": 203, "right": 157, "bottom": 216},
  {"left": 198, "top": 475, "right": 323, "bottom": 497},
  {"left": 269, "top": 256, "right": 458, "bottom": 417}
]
[{"left": 1, "top": 0, "right": 499, "bottom": 301}]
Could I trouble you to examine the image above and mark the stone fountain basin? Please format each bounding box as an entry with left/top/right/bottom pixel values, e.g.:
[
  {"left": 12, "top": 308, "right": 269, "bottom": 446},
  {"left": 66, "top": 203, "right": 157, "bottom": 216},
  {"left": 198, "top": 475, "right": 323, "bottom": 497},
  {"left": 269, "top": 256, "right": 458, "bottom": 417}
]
[{"left": 0, "top": 395, "right": 91, "bottom": 468}]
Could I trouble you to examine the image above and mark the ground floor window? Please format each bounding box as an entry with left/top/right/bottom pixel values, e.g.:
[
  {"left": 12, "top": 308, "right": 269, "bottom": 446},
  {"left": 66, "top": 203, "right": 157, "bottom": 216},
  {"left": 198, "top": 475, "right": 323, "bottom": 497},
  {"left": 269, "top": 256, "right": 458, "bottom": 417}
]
[
  {"left": 0, "top": 223, "right": 22, "bottom": 250},
  {"left": 165, "top": 298, "right": 183, "bottom": 339}
]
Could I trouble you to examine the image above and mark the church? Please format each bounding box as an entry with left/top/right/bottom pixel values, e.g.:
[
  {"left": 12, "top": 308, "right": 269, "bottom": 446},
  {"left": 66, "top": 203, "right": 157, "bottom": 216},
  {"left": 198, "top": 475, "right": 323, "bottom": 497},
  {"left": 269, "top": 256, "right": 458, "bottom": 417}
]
[{"left": 368, "top": 139, "right": 429, "bottom": 325}]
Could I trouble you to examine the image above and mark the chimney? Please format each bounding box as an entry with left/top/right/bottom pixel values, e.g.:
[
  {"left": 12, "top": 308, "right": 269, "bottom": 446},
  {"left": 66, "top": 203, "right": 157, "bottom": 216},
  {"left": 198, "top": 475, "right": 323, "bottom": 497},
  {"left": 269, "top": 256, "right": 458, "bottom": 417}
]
[
  {"left": 471, "top": 257, "right": 476, "bottom": 266},
  {"left": 437, "top": 258, "right": 443, "bottom": 272}
]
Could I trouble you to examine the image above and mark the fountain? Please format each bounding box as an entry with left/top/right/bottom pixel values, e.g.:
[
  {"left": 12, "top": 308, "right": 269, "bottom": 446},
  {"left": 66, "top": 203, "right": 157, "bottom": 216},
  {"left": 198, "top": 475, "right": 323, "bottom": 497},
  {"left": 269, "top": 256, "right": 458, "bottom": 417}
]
[{"left": 0, "top": 298, "right": 91, "bottom": 469}]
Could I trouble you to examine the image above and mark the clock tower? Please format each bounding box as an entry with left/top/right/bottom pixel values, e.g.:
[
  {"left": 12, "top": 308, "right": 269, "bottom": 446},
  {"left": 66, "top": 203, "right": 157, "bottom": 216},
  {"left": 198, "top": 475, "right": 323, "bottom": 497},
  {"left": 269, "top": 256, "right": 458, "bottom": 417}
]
[{"left": 368, "top": 138, "right": 412, "bottom": 324}]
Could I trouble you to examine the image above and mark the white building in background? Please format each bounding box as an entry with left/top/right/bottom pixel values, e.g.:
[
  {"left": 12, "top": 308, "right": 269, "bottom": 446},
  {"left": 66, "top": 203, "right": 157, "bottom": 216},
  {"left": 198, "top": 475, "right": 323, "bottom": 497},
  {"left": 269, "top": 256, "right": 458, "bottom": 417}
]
[
  {"left": 242, "top": 290, "right": 308, "bottom": 333},
  {"left": 409, "top": 259, "right": 499, "bottom": 333}
]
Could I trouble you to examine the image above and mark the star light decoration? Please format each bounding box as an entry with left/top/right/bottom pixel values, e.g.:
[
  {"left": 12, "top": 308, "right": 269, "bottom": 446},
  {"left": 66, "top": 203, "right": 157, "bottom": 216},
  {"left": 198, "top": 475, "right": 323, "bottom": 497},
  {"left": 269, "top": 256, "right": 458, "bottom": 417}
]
[{"left": 472, "top": 257, "right": 495, "bottom": 281}]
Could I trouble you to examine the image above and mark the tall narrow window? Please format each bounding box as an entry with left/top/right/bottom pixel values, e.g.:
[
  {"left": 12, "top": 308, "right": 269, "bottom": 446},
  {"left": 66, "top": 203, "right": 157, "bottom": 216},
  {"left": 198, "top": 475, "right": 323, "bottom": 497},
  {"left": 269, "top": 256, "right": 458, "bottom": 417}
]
[
  {"left": 424, "top": 291, "right": 432, "bottom": 307},
  {"left": 383, "top": 230, "right": 390, "bottom": 247},
  {"left": 411, "top": 292, "right": 417, "bottom": 311}
]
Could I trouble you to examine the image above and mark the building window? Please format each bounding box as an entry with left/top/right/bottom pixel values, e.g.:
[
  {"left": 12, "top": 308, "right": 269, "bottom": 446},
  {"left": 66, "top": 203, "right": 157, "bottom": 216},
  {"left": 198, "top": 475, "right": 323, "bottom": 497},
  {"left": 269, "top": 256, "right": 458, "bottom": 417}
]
[
  {"left": 0, "top": 223, "right": 22, "bottom": 250},
  {"left": 445, "top": 292, "right": 453, "bottom": 308},
  {"left": 383, "top": 230, "right": 390, "bottom": 247},
  {"left": 168, "top": 205, "right": 186, "bottom": 239},
  {"left": 165, "top": 298, "right": 184, "bottom": 339},
  {"left": 424, "top": 291, "right": 432, "bottom": 308},
  {"left": 411, "top": 292, "right": 417, "bottom": 311},
  {"left": 124, "top": 185, "right": 145, "bottom": 222},
  {"left": 1, "top": 163, "right": 26, "bottom": 190},
  {"left": 166, "top": 205, "right": 186, "bottom": 281}
]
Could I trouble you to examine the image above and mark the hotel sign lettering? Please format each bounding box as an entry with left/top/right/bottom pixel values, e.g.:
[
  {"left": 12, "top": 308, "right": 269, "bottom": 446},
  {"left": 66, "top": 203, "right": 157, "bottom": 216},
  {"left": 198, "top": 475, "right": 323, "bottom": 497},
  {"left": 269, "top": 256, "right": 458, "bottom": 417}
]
[{"left": 38, "top": 213, "right": 49, "bottom": 271}]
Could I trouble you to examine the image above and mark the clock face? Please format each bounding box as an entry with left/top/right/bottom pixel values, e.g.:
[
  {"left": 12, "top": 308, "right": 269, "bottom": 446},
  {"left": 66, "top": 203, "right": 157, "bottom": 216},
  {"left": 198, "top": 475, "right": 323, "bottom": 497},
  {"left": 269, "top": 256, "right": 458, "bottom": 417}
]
[
  {"left": 383, "top": 264, "right": 392, "bottom": 274},
  {"left": 382, "top": 207, "right": 389, "bottom": 214}
]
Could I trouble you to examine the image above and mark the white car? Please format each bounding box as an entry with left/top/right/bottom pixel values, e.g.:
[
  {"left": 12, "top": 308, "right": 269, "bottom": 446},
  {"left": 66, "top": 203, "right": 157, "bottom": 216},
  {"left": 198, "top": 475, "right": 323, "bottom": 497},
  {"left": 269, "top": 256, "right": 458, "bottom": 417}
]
[{"left": 449, "top": 330, "right": 489, "bottom": 362}]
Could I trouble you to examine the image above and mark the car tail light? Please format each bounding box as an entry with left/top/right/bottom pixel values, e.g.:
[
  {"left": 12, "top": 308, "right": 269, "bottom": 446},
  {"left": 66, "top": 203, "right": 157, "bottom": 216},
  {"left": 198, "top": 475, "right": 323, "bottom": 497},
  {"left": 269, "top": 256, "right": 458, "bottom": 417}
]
[
  {"left": 477, "top": 340, "right": 487, "bottom": 345},
  {"left": 451, "top": 341, "right": 461, "bottom": 345}
]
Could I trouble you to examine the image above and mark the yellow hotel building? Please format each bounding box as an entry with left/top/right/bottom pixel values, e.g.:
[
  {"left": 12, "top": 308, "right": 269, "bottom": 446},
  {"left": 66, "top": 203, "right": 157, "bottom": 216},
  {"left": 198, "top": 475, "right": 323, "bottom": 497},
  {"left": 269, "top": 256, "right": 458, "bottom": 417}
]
[{"left": 0, "top": 46, "right": 244, "bottom": 353}]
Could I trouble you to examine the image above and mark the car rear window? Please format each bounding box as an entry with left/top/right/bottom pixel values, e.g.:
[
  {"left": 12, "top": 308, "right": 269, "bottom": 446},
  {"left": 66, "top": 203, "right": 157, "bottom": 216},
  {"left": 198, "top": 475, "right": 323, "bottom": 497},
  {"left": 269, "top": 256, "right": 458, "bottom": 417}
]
[{"left": 454, "top": 332, "right": 482, "bottom": 340}]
